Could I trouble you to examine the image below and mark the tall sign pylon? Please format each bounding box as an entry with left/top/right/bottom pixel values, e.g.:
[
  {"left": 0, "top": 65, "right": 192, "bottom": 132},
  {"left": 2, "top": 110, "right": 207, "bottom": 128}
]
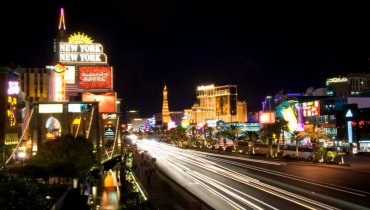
[{"left": 162, "top": 84, "right": 171, "bottom": 126}]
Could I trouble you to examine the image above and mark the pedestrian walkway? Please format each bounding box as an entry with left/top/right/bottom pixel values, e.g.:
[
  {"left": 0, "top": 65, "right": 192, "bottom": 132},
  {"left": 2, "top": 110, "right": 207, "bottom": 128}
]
[{"left": 133, "top": 151, "right": 185, "bottom": 210}]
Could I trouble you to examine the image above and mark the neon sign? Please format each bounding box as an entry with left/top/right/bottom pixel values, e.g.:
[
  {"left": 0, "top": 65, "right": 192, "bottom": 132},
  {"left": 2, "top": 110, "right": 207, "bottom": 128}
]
[
  {"left": 8, "top": 81, "right": 20, "bottom": 95},
  {"left": 326, "top": 77, "right": 348, "bottom": 85},
  {"left": 58, "top": 33, "right": 107, "bottom": 63}
]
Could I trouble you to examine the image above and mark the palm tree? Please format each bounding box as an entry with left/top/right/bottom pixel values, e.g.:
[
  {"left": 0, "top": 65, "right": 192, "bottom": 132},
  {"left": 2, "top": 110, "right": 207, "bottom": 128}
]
[
  {"left": 223, "top": 124, "right": 241, "bottom": 150},
  {"left": 290, "top": 131, "right": 300, "bottom": 157},
  {"left": 297, "top": 124, "right": 329, "bottom": 161},
  {"left": 243, "top": 131, "right": 259, "bottom": 154},
  {"left": 204, "top": 125, "right": 215, "bottom": 147},
  {"left": 275, "top": 119, "right": 290, "bottom": 154},
  {"left": 259, "top": 124, "right": 276, "bottom": 157}
]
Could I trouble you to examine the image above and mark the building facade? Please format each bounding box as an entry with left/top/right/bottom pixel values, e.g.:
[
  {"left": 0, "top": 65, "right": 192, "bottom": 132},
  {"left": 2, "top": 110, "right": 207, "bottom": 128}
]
[{"left": 186, "top": 84, "right": 247, "bottom": 124}]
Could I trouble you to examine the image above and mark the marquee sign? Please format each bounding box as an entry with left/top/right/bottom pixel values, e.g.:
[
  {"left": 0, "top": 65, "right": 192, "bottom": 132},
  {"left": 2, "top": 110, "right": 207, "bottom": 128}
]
[{"left": 58, "top": 33, "right": 107, "bottom": 64}]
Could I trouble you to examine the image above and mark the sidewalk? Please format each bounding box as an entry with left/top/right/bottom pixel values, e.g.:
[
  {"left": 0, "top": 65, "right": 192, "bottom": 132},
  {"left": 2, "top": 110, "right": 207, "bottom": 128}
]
[{"left": 133, "top": 151, "right": 185, "bottom": 210}]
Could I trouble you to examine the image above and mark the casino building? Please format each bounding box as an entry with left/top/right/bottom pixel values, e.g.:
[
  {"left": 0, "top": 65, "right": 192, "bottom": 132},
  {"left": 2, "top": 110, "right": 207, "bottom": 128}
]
[
  {"left": 12, "top": 8, "right": 122, "bottom": 160},
  {"left": 185, "top": 84, "right": 247, "bottom": 124}
]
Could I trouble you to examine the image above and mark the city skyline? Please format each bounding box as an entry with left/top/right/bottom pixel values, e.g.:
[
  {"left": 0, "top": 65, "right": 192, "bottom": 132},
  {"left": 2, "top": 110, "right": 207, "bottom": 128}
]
[{"left": 0, "top": 1, "right": 368, "bottom": 116}]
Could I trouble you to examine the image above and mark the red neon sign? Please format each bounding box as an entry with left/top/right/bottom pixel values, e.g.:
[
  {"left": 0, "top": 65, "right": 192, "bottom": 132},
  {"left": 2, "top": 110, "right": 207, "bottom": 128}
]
[{"left": 79, "top": 66, "right": 112, "bottom": 89}]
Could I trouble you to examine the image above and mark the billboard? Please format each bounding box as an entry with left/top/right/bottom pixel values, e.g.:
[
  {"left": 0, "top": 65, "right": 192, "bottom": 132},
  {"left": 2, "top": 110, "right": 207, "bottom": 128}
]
[
  {"left": 79, "top": 66, "right": 112, "bottom": 89},
  {"left": 82, "top": 92, "right": 116, "bottom": 113},
  {"left": 302, "top": 101, "right": 320, "bottom": 117}
]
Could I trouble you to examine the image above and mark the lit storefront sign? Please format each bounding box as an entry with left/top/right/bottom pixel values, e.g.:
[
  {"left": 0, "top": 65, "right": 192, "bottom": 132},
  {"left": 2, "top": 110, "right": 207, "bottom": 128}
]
[
  {"left": 58, "top": 33, "right": 107, "bottom": 64},
  {"left": 79, "top": 66, "right": 112, "bottom": 89},
  {"left": 302, "top": 101, "right": 320, "bottom": 117},
  {"left": 39, "top": 104, "right": 63, "bottom": 113}
]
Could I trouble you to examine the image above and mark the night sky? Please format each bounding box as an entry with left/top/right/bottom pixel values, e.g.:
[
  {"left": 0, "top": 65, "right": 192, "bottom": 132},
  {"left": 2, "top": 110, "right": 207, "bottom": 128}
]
[{"left": 0, "top": 1, "right": 368, "bottom": 117}]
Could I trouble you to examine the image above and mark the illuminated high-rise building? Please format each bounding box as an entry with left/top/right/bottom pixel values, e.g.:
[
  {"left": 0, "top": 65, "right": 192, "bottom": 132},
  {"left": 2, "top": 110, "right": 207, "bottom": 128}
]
[
  {"left": 186, "top": 84, "right": 247, "bottom": 123},
  {"left": 162, "top": 85, "right": 171, "bottom": 125},
  {"left": 326, "top": 73, "right": 370, "bottom": 96}
]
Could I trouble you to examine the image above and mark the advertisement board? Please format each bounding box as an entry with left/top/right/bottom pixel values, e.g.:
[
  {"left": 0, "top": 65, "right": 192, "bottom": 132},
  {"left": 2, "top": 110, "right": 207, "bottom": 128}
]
[
  {"left": 82, "top": 92, "right": 116, "bottom": 113},
  {"left": 302, "top": 101, "right": 320, "bottom": 117},
  {"left": 79, "top": 66, "right": 112, "bottom": 89}
]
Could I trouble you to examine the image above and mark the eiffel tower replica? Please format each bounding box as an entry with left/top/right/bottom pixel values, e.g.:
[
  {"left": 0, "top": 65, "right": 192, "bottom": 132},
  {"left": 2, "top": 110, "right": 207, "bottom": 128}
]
[{"left": 162, "top": 84, "right": 171, "bottom": 127}]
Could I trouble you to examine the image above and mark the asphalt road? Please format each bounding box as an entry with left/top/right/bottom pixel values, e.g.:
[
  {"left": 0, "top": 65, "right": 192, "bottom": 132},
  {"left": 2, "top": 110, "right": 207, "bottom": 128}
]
[{"left": 136, "top": 139, "right": 370, "bottom": 210}]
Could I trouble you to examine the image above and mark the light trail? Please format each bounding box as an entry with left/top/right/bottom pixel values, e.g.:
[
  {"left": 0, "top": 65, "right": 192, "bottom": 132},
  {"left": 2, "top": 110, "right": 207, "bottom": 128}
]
[
  {"left": 197, "top": 154, "right": 369, "bottom": 197},
  {"left": 136, "top": 140, "right": 351, "bottom": 210}
]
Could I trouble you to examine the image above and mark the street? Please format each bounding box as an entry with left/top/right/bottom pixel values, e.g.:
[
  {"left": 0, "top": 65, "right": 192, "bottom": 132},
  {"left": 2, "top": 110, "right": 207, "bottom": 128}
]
[{"left": 136, "top": 139, "right": 370, "bottom": 210}]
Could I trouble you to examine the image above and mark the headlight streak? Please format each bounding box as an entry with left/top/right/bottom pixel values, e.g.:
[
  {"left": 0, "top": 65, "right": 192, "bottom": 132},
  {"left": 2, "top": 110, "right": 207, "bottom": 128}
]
[
  {"left": 191, "top": 151, "right": 286, "bottom": 165},
  {"left": 168, "top": 152, "right": 338, "bottom": 209},
  {"left": 138, "top": 141, "right": 264, "bottom": 209},
  {"left": 136, "top": 140, "right": 339, "bottom": 210},
  {"left": 171, "top": 159, "right": 262, "bottom": 210},
  {"left": 187, "top": 168, "right": 278, "bottom": 210},
  {"left": 201, "top": 155, "right": 369, "bottom": 197}
]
